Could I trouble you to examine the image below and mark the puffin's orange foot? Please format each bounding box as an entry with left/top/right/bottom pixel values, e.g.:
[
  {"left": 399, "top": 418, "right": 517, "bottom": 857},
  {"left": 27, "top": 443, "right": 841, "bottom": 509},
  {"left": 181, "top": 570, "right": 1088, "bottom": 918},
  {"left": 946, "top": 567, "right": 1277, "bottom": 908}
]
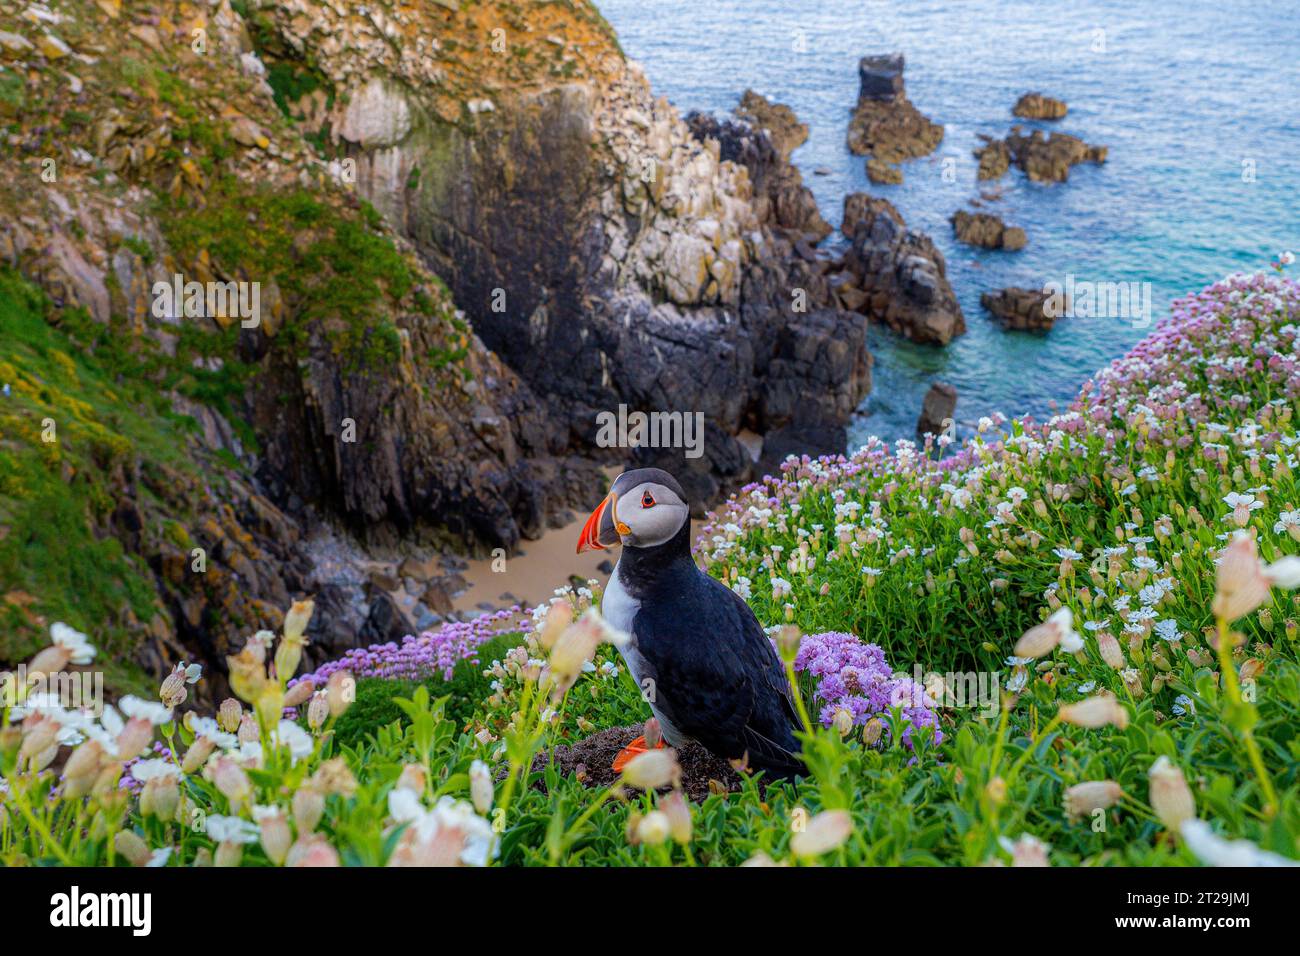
[{"left": 612, "top": 735, "right": 667, "bottom": 773}]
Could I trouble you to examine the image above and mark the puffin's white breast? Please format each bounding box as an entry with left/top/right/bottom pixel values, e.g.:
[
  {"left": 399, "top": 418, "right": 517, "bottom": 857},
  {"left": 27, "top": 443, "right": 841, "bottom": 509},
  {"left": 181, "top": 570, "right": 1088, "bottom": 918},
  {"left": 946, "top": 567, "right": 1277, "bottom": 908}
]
[{"left": 601, "top": 561, "right": 689, "bottom": 746}]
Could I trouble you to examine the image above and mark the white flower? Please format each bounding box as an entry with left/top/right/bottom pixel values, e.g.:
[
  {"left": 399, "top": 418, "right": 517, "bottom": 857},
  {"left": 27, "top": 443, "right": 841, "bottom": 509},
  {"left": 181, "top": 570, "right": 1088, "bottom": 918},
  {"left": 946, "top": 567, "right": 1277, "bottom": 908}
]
[
  {"left": 50, "top": 622, "right": 96, "bottom": 664},
  {"left": 188, "top": 716, "right": 238, "bottom": 750},
  {"left": 130, "top": 758, "right": 181, "bottom": 782},
  {"left": 119, "top": 696, "right": 173, "bottom": 725},
  {"left": 1153, "top": 619, "right": 1183, "bottom": 642},
  {"left": 273, "top": 720, "right": 314, "bottom": 763},
  {"left": 177, "top": 662, "right": 203, "bottom": 684},
  {"left": 1171, "top": 694, "right": 1195, "bottom": 717},
  {"left": 1275, "top": 510, "right": 1300, "bottom": 534},
  {"left": 1181, "top": 820, "right": 1299, "bottom": 866},
  {"left": 205, "top": 815, "right": 260, "bottom": 844},
  {"left": 146, "top": 847, "right": 172, "bottom": 867}
]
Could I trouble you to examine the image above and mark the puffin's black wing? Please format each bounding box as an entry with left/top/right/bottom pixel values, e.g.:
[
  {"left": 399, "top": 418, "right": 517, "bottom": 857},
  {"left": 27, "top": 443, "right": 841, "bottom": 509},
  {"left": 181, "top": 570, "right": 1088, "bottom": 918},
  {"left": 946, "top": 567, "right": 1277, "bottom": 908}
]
[{"left": 632, "top": 565, "right": 803, "bottom": 778}]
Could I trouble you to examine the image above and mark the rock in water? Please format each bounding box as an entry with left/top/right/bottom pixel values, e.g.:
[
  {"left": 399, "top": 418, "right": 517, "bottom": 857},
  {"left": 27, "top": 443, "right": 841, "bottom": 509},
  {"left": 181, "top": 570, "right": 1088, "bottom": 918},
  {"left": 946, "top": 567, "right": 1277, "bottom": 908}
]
[
  {"left": 1006, "top": 126, "right": 1107, "bottom": 182},
  {"left": 981, "top": 287, "right": 1064, "bottom": 331},
  {"left": 951, "top": 210, "right": 1027, "bottom": 251},
  {"left": 866, "top": 158, "right": 903, "bottom": 184},
  {"left": 917, "top": 382, "right": 958, "bottom": 438},
  {"left": 736, "top": 89, "right": 808, "bottom": 161},
  {"left": 1013, "top": 92, "right": 1068, "bottom": 120},
  {"left": 846, "top": 54, "right": 943, "bottom": 164},
  {"left": 838, "top": 194, "right": 965, "bottom": 345},
  {"left": 974, "top": 136, "right": 1010, "bottom": 181}
]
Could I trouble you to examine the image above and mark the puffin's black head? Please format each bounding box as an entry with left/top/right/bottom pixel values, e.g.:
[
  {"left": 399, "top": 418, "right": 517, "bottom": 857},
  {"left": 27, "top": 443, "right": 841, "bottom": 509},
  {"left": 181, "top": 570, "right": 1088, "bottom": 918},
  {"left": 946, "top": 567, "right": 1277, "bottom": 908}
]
[{"left": 576, "top": 468, "right": 690, "bottom": 554}]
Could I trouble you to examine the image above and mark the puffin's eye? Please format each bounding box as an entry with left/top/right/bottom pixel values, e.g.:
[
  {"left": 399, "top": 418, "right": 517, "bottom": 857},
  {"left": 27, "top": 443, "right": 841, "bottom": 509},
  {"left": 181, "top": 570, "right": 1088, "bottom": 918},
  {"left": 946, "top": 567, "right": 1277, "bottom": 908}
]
[{"left": 641, "top": 490, "right": 656, "bottom": 508}]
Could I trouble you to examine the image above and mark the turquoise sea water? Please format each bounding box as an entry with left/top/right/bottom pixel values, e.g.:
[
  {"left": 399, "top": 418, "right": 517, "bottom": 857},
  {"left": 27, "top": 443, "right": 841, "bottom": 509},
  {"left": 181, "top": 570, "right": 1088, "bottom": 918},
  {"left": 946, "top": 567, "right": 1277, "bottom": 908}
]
[{"left": 595, "top": 0, "right": 1300, "bottom": 444}]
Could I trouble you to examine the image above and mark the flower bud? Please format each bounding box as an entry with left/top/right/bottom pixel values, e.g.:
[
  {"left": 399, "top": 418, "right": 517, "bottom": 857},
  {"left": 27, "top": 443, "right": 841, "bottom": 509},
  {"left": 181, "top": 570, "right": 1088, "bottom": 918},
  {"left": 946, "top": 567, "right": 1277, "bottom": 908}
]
[
  {"left": 114, "top": 830, "right": 152, "bottom": 867},
  {"left": 326, "top": 671, "right": 355, "bottom": 717},
  {"left": 1148, "top": 756, "right": 1195, "bottom": 830},
  {"left": 293, "top": 783, "right": 326, "bottom": 833},
  {"left": 255, "top": 683, "right": 285, "bottom": 731},
  {"left": 1058, "top": 692, "right": 1129, "bottom": 730},
  {"left": 1063, "top": 780, "right": 1123, "bottom": 819},
  {"left": 287, "top": 834, "right": 341, "bottom": 867},
  {"left": 217, "top": 698, "right": 243, "bottom": 734},
  {"left": 469, "top": 759, "right": 493, "bottom": 815},
  {"left": 635, "top": 810, "right": 671, "bottom": 846},
  {"left": 283, "top": 679, "right": 315, "bottom": 709},
  {"left": 620, "top": 748, "right": 680, "bottom": 790},
  {"left": 776, "top": 625, "right": 802, "bottom": 663},
  {"left": 1097, "top": 631, "right": 1125, "bottom": 669},
  {"left": 237, "top": 712, "right": 260, "bottom": 745},
  {"left": 307, "top": 691, "right": 330, "bottom": 731},
  {"left": 831, "top": 708, "right": 854, "bottom": 737},
  {"left": 159, "top": 667, "right": 189, "bottom": 709},
  {"left": 182, "top": 736, "right": 217, "bottom": 774},
  {"left": 643, "top": 718, "right": 662, "bottom": 749},
  {"left": 790, "top": 809, "right": 852, "bottom": 858},
  {"left": 115, "top": 717, "right": 154, "bottom": 760},
  {"left": 258, "top": 808, "right": 292, "bottom": 865},
  {"left": 142, "top": 776, "right": 180, "bottom": 821},
  {"left": 28, "top": 644, "right": 73, "bottom": 678},
  {"left": 212, "top": 756, "right": 251, "bottom": 811},
  {"left": 861, "top": 718, "right": 883, "bottom": 747},
  {"left": 660, "top": 790, "right": 692, "bottom": 844},
  {"left": 214, "top": 840, "right": 244, "bottom": 868},
  {"left": 19, "top": 715, "right": 60, "bottom": 763},
  {"left": 282, "top": 599, "right": 315, "bottom": 645}
]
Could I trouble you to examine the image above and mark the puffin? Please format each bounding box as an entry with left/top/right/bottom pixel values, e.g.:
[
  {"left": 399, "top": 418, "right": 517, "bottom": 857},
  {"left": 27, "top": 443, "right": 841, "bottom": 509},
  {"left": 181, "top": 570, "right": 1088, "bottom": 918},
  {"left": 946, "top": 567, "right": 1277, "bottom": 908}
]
[{"left": 577, "top": 467, "right": 804, "bottom": 779}]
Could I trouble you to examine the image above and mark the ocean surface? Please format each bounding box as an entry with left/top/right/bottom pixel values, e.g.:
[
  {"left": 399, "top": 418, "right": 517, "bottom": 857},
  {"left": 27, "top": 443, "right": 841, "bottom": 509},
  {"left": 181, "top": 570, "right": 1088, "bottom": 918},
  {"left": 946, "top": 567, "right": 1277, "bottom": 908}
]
[{"left": 595, "top": 0, "right": 1300, "bottom": 445}]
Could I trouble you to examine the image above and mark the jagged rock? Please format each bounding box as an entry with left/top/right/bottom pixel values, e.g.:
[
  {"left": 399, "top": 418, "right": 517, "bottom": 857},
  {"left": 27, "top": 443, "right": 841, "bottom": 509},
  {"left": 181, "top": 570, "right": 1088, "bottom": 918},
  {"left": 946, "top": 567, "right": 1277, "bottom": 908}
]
[
  {"left": 1006, "top": 126, "right": 1107, "bottom": 182},
  {"left": 917, "top": 382, "right": 957, "bottom": 437},
  {"left": 736, "top": 89, "right": 808, "bottom": 161},
  {"left": 981, "top": 286, "right": 1062, "bottom": 331},
  {"left": 846, "top": 54, "right": 943, "bottom": 164},
  {"left": 1013, "top": 92, "right": 1068, "bottom": 120},
  {"left": 685, "top": 108, "right": 830, "bottom": 240},
  {"left": 866, "top": 159, "right": 902, "bottom": 184},
  {"left": 951, "top": 210, "right": 1026, "bottom": 251},
  {"left": 336, "top": 77, "right": 412, "bottom": 147},
  {"left": 837, "top": 194, "right": 965, "bottom": 345},
  {"left": 974, "top": 137, "right": 1009, "bottom": 181}
]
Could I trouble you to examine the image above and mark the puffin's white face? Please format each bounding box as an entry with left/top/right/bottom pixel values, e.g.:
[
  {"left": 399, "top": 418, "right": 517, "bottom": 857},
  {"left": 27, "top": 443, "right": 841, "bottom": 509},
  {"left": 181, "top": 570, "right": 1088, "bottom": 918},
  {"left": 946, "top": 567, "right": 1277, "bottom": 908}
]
[
  {"left": 610, "top": 480, "right": 689, "bottom": 549},
  {"left": 577, "top": 470, "right": 691, "bottom": 553}
]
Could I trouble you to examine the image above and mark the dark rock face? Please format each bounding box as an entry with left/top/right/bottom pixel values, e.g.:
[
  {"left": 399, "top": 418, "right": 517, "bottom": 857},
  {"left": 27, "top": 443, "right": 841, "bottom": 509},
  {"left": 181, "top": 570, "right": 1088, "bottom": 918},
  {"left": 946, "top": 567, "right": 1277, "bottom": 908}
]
[
  {"left": 951, "top": 210, "right": 1027, "bottom": 251},
  {"left": 685, "top": 109, "right": 831, "bottom": 241},
  {"left": 981, "top": 286, "right": 1062, "bottom": 331},
  {"left": 917, "top": 382, "right": 958, "bottom": 438},
  {"left": 847, "top": 54, "right": 943, "bottom": 164},
  {"left": 1006, "top": 127, "right": 1107, "bottom": 182},
  {"left": 974, "top": 137, "right": 1010, "bottom": 181},
  {"left": 1013, "top": 92, "right": 1068, "bottom": 120},
  {"left": 836, "top": 194, "right": 966, "bottom": 345}
]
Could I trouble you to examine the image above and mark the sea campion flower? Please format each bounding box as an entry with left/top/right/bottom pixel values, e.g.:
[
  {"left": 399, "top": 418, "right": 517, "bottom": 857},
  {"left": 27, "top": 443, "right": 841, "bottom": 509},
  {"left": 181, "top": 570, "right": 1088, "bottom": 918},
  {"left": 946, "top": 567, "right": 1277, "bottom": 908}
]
[
  {"left": 1180, "top": 820, "right": 1299, "bottom": 866},
  {"left": 1212, "top": 533, "right": 1300, "bottom": 621},
  {"left": 620, "top": 748, "right": 681, "bottom": 790},
  {"left": 159, "top": 662, "right": 202, "bottom": 708},
  {"left": 1063, "top": 781, "right": 1123, "bottom": 820},
  {"left": 998, "top": 833, "right": 1050, "bottom": 867},
  {"left": 28, "top": 622, "right": 96, "bottom": 676},
  {"left": 1014, "top": 607, "right": 1083, "bottom": 659},
  {"left": 1148, "top": 756, "right": 1195, "bottom": 830},
  {"left": 469, "top": 759, "right": 493, "bottom": 815},
  {"left": 790, "top": 809, "right": 852, "bottom": 858},
  {"left": 1058, "top": 692, "right": 1129, "bottom": 730}
]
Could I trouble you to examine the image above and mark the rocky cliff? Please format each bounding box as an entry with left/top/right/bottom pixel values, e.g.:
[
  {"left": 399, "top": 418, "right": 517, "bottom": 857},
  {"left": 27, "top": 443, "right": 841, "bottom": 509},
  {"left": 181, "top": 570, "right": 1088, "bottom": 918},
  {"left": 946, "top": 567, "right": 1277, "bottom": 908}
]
[
  {"left": 0, "top": 0, "right": 876, "bottom": 696},
  {"left": 243, "top": 0, "right": 872, "bottom": 504}
]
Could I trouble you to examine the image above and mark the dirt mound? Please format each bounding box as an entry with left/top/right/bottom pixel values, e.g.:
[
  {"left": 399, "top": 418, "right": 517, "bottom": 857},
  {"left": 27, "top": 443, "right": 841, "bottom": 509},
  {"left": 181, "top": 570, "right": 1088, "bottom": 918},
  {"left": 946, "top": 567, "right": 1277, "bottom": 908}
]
[{"left": 535, "top": 725, "right": 746, "bottom": 802}]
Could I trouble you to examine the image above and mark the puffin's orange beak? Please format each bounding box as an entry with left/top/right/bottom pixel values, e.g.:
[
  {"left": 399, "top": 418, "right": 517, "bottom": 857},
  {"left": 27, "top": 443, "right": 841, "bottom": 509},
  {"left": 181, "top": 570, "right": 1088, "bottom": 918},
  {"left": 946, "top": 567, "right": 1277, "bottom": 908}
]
[{"left": 577, "top": 492, "right": 628, "bottom": 553}]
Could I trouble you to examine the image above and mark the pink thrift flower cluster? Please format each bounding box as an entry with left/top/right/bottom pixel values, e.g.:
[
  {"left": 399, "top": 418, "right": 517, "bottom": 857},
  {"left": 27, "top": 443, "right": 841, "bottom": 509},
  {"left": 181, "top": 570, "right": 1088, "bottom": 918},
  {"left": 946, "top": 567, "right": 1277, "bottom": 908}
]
[
  {"left": 294, "top": 606, "right": 530, "bottom": 687},
  {"left": 795, "top": 631, "right": 943, "bottom": 748}
]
